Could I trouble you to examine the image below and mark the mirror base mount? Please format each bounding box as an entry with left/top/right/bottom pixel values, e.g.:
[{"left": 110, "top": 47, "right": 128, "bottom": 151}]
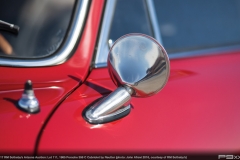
[{"left": 82, "top": 95, "right": 131, "bottom": 124}]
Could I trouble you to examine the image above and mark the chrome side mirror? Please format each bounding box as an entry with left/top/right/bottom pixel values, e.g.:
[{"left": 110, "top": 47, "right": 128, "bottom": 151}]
[{"left": 83, "top": 34, "right": 170, "bottom": 124}]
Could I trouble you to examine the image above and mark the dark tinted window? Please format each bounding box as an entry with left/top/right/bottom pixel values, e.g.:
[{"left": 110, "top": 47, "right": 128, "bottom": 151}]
[
  {"left": 109, "top": 0, "right": 153, "bottom": 42},
  {"left": 154, "top": 0, "right": 240, "bottom": 53},
  {"left": 0, "top": 0, "right": 75, "bottom": 58}
]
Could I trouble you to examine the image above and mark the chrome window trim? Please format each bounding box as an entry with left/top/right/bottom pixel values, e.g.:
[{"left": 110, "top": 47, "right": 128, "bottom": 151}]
[
  {"left": 145, "top": 0, "right": 163, "bottom": 45},
  {"left": 0, "top": 0, "right": 89, "bottom": 67},
  {"left": 94, "top": 0, "right": 116, "bottom": 68}
]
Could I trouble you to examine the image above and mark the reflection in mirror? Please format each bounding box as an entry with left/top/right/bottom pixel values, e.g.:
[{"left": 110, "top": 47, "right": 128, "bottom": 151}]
[{"left": 108, "top": 33, "right": 170, "bottom": 97}]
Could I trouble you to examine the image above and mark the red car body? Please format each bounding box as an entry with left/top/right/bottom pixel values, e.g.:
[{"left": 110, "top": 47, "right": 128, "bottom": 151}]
[{"left": 0, "top": 0, "right": 240, "bottom": 156}]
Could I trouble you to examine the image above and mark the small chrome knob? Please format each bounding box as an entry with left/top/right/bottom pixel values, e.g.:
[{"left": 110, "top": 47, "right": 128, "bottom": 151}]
[
  {"left": 18, "top": 80, "right": 40, "bottom": 113},
  {"left": 83, "top": 34, "right": 170, "bottom": 124}
]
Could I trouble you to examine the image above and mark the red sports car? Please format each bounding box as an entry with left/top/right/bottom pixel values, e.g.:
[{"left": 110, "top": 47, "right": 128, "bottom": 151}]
[{"left": 0, "top": 0, "right": 240, "bottom": 157}]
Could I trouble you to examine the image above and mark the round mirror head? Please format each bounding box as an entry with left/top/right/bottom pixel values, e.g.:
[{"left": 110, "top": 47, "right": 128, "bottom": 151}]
[{"left": 108, "top": 33, "right": 170, "bottom": 97}]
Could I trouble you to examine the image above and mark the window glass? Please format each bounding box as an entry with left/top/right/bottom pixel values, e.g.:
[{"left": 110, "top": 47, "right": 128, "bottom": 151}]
[
  {"left": 0, "top": 0, "right": 75, "bottom": 58},
  {"left": 109, "top": 0, "right": 153, "bottom": 42},
  {"left": 154, "top": 0, "right": 240, "bottom": 53}
]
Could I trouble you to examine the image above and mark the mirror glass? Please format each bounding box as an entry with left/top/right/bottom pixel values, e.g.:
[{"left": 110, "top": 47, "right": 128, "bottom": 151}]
[{"left": 108, "top": 34, "right": 170, "bottom": 97}]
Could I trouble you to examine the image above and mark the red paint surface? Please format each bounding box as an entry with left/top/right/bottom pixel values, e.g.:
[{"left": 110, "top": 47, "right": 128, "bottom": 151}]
[
  {"left": 38, "top": 52, "right": 240, "bottom": 154},
  {"left": 0, "top": 0, "right": 104, "bottom": 154}
]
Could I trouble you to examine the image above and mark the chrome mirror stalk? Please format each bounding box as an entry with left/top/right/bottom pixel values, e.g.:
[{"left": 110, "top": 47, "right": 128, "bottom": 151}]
[
  {"left": 83, "top": 33, "right": 170, "bottom": 124},
  {"left": 83, "top": 86, "right": 132, "bottom": 124},
  {"left": 87, "top": 86, "right": 132, "bottom": 118}
]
